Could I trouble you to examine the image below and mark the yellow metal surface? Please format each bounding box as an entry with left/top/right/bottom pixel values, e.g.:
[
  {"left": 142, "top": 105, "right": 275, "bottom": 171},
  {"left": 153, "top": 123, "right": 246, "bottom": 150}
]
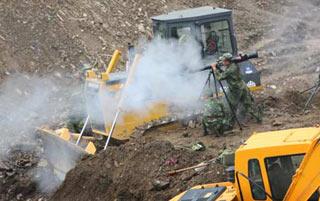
[
  {"left": 238, "top": 127, "right": 320, "bottom": 151},
  {"left": 284, "top": 136, "right": 320, "bottom": 201},
  {"left": 59, "top": 128, "right": 71, "bottom": 141},
  {"left": 235, "top": 127, "right": 320, "bottom": 201},
  {"left": 248, "top": 85, "right": 263, "bottom": 92},
  {"left": 86, "top": 70, "right": 96, "bottom": 79},
  {"left": 38, "top": 128, "right": 96, "bottom": 155},
  {"left": 170, "top": 182, "right": 237, "bottom": 201},
  {"left": 105, "top": 82, "right": 123, "bottom": 92},
  {"left": 106, "top": 50, "right": 121, "bottom": 74},
  {"left": 101, "top": 72, "right": 109, "bottom": 80},
  {"left": 104, "top": 102, "right": 168, "bottom": 140},
  {"left": 85, "top": 142, "right": 97, "bottom": 155}
]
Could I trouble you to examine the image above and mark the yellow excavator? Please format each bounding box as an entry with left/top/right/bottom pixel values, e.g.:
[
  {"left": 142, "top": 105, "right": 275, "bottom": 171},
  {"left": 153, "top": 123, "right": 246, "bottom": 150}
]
[{"left": 170, "top": 127, "right": 320, "bottom": 201}]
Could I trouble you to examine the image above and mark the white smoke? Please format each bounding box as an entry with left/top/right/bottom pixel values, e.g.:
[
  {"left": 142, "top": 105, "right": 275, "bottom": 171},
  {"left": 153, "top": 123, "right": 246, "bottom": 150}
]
[
  {"left": 0, "top": 73, "right": 85, "bottom": 193},
  {"left": 121, "top": 38, "right": 207, "bottom": 113}
]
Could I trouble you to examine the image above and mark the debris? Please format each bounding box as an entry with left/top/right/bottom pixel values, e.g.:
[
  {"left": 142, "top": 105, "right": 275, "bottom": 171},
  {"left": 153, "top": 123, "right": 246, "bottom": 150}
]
[
  {"left": 0, "top": 34, "right": 5, "bottom": 41},
  {"left": 194, "top": 162, "right": 207, "bottom": 172},
  {"left": 188, "top": 120, "right": 196, "bottom": 128},
  {"left": 138, "top": 23, "right": 145, "bottom": 32},
  {"left": 151, "top": 179, "right": 170, "bottom": 191},
  {"left": 165, "top": 157, "right": 178, "bottom": 166},
  {"left": 272, "top": 120, "right": 283, "bottom": 127},
  {"left": 191, "top": 142, "right": 205, "bottom": 151},
  {"left": 167, "top": 161, "right": 212, "bottom": 176},
  {"left": 182, "top": 131, "right": 189, "bottom": 137},
  {"left": 268, "top": 85, "right": 277, "bottom": 89}
]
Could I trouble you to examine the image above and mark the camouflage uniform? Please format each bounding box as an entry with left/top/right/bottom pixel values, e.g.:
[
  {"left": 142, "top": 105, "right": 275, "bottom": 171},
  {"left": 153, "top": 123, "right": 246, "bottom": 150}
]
[
  {"left": 215, "top": 62, "right": 262, "bottom": 122},
  {"left": 202, "top": 99, "right": 234, "bottom": 136}
]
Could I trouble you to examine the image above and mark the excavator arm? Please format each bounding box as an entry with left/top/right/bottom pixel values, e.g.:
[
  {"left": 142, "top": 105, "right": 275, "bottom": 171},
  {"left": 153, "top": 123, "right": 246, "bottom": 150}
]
[{"left": 284, "top": 136, "right": 320, "bottom": 201}]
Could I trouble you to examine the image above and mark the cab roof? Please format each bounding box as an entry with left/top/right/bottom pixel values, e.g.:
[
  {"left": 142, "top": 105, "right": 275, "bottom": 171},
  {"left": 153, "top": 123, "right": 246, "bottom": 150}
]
[
  {"left": 151, "top": 6, "right": 231, "bottom": 22},
  {"left": 238, "top": 127, "right": 320, "bottom": 151}
]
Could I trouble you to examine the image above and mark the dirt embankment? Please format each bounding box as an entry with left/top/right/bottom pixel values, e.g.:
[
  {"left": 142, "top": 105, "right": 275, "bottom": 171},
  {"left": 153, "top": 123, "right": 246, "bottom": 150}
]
[{"left": 51, "top": 140, "right": 224, "bottom": 201}]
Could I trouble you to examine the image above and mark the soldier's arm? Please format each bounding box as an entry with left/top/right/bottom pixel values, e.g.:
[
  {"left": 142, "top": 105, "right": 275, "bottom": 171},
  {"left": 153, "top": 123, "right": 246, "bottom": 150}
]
[{"left": 215, "top": 66, "right": 235, "bottom": 80}]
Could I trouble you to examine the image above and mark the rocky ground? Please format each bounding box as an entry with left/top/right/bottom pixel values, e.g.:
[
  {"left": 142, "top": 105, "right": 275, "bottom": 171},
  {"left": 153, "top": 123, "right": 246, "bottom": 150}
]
[
  {"left": 1, "top": 0, "right": 320, "bottom": 200},
  {"left": 0, "top": 0, "right": 280, "bottom": 79}
]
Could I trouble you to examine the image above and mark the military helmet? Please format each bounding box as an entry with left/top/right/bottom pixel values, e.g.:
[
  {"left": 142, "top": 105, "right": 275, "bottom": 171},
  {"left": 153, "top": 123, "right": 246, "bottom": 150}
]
[{"left": 221, "top": 53, "right": 233, "bottom": 61}]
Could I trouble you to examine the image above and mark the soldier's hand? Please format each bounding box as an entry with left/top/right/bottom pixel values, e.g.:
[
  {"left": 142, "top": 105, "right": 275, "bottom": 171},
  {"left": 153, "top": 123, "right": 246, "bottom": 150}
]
[{"left": 211, "top": 63, "right": 217, "bottom": 71}]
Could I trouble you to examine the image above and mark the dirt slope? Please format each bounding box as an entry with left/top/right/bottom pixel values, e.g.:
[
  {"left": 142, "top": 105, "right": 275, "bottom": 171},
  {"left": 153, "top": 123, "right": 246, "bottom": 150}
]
[{"left": 0, "top": 0, "right": 277, "bottom": 79}]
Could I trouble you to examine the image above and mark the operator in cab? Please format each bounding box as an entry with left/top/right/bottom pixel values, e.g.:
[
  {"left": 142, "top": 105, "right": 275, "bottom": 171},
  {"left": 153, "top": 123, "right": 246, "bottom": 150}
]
[{"left": 210, "top": 53, "right": 262, "bottom": 124}]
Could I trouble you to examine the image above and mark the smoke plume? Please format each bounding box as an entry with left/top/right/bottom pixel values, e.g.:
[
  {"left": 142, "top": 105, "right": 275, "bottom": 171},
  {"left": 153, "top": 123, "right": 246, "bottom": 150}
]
[
  {"left": 0, "top": 73, "right": 85, "bottom": 193},
  {"left": 121, "top": 38, "right": 207, "bottom": 116}
]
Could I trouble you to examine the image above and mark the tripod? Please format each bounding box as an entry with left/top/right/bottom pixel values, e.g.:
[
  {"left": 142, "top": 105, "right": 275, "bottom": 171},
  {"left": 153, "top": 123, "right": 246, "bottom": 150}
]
[
  {"left": 201, "top": 69, "right": 243, "bottom": 130},
  {"left": 303, "top": 74, "right": 320, "bottom": 111}
]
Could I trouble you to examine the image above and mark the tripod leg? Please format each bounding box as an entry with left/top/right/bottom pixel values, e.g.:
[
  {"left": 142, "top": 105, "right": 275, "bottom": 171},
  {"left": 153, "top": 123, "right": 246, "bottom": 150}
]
[
  {"left": 304, "top": 84, "right": 320, "bottom": 111},
  {"left": 200, "top": 72, "right": 213, "bottom": 98},
  {"left": 212, "top": 73, "right": 242, "bottom": 130}
]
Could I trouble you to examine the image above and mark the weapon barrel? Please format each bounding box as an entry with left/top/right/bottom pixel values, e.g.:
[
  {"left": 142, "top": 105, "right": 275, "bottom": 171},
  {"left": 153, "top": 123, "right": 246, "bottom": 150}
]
[
  {"left": 194, "top": 52, "right": 259, "bottom": 73},
  {"left": 232, "top": 52, "right": 259, "bottom": 63}
]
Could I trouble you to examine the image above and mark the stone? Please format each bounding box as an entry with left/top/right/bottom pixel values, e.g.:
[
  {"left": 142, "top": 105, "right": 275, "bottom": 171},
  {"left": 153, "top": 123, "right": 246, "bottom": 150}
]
[{"left": 152, "top": 179, "right": 170, "bottom": 191}]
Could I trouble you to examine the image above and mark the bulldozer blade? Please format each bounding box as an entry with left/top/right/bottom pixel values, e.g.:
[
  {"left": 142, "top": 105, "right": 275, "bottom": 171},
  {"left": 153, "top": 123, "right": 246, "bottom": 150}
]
[{"left": 37, "top": 129, "right": 87, "bottom": 180}]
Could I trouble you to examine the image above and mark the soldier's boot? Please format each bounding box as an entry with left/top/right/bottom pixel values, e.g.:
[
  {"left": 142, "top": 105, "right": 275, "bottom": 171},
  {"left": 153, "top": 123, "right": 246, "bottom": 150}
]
[
  {"left": 202, "top": 120, "right": 209, "bottom": 136},
  {"left": 251, "top": 106, "right": 263, "bottom": 123},
  {"left": 216, "top": 128, "right": 224, "bottom": 137},
  {"left": 213, "top": 125, "right": 224, "bottom": 137}
]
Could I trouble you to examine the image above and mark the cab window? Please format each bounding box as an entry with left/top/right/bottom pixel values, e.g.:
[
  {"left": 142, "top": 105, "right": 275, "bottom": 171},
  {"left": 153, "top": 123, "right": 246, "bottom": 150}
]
[
  {"left": 153, "top": 22, "right": 167, "bottom": 38},
  {"left": 200, "top": 20, "right": 233, "bottom": 56},
  {"left": 248, "top": 159, "right": 266, "bottom": 200},
  {"left": 265, "top": 154, "right": 304, "bottom": 200},
  {"left": 169, "top": 25, "right": 192, "bottom": 42}
]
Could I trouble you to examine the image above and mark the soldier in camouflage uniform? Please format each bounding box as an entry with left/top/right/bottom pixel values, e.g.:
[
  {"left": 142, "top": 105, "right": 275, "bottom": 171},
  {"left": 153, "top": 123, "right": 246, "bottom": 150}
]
[
  {"left": 202, "top": 98, "right": 234, "bottom": 136},
  {"left": 211, "top": 53, "right": 262, "bottom": 123}
]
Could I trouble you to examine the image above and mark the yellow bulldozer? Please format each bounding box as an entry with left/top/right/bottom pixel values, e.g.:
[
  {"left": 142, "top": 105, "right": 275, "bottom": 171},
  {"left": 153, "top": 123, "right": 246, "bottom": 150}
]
[
  {"left": 170, "top": 127, "right": 320, "bottom": 201},
  {"left": 39, "top": 6, "right": 263, "bottom": 155},
  {"left": 38, "top": 6, "right": 264, "bottom": 176},
  {"left": 39, "top": 50, "right": 169, "bottom": 153}
]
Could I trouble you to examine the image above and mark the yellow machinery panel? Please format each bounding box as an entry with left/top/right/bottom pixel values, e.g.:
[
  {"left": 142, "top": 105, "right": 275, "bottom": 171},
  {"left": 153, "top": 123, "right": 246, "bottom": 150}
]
[{"left": 104, "top": 102, "right": 168, "bottom": 140}]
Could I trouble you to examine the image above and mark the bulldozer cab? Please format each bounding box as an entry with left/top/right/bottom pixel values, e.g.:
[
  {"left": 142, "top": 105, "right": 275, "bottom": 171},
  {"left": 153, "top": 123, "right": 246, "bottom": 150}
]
[
  {"left": 152, "top": 7, "right": 237, "bottom": 58},
  {"left": 152, "top": 6, "right": 262, "bottom": 91}
]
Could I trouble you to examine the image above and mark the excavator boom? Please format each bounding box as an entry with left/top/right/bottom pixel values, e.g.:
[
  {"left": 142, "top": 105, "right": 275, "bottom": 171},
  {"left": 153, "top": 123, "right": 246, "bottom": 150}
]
[{"left": 284, "top": 136, "right": 320, "bottom": 201}]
